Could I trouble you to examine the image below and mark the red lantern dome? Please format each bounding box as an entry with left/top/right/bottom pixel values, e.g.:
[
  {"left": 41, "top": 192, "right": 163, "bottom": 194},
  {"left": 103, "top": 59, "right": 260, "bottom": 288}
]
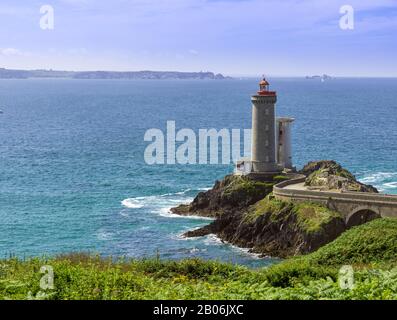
[{"left": 258, "top": 77, "right": 276, "bottom": 96}]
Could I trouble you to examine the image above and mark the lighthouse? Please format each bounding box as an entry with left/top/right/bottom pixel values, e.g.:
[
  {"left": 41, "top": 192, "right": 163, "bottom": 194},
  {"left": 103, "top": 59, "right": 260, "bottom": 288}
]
[
  {"left": 236, "top": 77, "right": 295, "bottom": 179},
  {"left": 250, "top": 78, "right": 281, "bottom": 176}
]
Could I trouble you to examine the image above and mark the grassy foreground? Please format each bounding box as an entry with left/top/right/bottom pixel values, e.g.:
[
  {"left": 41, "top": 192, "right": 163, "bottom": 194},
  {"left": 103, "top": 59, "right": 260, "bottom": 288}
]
[{"left": 2, "top": 218, "right": 397, "bottom": 300}]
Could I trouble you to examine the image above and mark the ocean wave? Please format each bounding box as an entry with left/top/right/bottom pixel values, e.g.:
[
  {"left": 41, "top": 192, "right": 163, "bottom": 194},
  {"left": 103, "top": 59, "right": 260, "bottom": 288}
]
[
  {"left": 158, "top": 207, "right": 214, "bottom": 221},
  {"left": 203, "top": 234, "right": 224, "bottom": 245},
  {"left": 120, "top": 184, "right": 213, "bottom": 209},
  {"left": 359, "top": 172, "right": 397, "bottom": 193},
  {"left": 121, "top": 198, "right": 145, "bottom": 209},
  {"left": 121, "top": 195, "right": 193, "bottom": 209},
  {"left": 383, "top": 182, "right": 397, "bottom": 189},
  {"left": 96, "top": 230, "right": 114, "bottom": 241},
  {"left": 360, "top": 172, "right": 397, "bottom": 184},
  {"left": 121, "top": 188, "right": 199, "bottom": 209},
  {"left": 202, "top": 234, "right": 262, "bottom": 259},
  {"left": 189, "top": 247, "right": 207, "bottom": 254},
  {"left": 197, "top": 187, "right": 211, "bottom": 191},
  {"left": 159, "top": 189, "right": 191, "bottom": 197}
]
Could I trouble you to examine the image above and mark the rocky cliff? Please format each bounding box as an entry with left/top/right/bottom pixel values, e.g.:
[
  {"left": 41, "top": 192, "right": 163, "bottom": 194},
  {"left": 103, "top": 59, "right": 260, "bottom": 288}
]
[
  {"left": 301, "top": 160, "right": 378, "bottom": 193},
  {"left": 171, "top": 175, "right": 284, "bottom": 218},
  {"left": 172, "top": 161, "right": 378, "bottom": 258}
]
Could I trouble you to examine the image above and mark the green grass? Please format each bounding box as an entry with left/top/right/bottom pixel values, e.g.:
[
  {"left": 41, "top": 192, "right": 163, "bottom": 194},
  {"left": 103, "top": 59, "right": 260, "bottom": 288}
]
[{"left": 2, "top": 218, "right": 397, "bottom": 300}]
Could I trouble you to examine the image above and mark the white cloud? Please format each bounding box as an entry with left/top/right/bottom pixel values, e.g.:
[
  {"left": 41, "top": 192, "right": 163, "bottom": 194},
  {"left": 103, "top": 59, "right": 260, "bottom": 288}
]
[{"left": 0, "top": 48, "right": 23, "bottom": 56}]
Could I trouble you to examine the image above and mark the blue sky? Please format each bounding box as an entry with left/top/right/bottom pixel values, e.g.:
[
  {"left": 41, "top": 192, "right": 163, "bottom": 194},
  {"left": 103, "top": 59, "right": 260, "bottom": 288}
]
[{"left": 0, "top": 0, "right": 396, "bottom": 76}]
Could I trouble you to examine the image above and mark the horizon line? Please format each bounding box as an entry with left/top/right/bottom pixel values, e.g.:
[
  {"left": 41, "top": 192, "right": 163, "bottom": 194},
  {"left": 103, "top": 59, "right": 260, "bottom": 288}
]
[{"left": 1, "top": 67, "right": 396, "bottom": 79}]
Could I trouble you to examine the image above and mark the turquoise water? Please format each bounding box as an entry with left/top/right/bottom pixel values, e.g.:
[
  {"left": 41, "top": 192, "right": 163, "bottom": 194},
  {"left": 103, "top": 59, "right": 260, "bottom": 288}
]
[{"left": 0, "top": 78, "right": 396, "bottom": 267}]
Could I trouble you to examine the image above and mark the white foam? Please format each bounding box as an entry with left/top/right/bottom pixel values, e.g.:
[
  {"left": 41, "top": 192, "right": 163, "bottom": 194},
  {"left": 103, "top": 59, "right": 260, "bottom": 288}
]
[
  {"left": 157, "top": 207, "right": 215, "bottom": 221},
  {"left": 121, "top": 198, "right": 145, "bottom": 209},
  {"left": 189, "top": 247, "right": 207, "bottom": 254},
  {"left": 96, "top": 230, "right": 114, "bottom": 241},
  {"left": 358, "top": 172, "right": 397, "bottom": 193},
  {"left": 159, "top": 189, "right": 192, "bottom": 197},
  {"left": 197, "top": 187, "right": 211, "bottom": 191},
  {"left": 121, "top": 189, "right": 196, "bottom": 209},
  {"left": 359, "top": 172, "right": 397, "bottom": 184},
  {"left": 383, "top": 182, "right": 397, "bottom": 189},
  {"left": 203, "top": 234, "right": 224, "bottom": 245},
  {"left": 202, "top": 234, "right": 262, "bottom": 259},
  {"left": 167, "top": 198, "right": 193, "bottom": 203}
]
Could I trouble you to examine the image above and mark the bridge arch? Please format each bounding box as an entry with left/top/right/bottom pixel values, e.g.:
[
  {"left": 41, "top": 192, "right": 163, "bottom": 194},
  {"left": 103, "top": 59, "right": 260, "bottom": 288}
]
[{"left": 346, "top": 206, "right": 381, "bottom": 228}]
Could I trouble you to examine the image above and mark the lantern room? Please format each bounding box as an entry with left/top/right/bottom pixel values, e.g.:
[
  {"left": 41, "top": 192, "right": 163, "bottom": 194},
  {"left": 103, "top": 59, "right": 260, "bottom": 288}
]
[{"left": 258, "top": 77, "right": 276, "bottom": 96}]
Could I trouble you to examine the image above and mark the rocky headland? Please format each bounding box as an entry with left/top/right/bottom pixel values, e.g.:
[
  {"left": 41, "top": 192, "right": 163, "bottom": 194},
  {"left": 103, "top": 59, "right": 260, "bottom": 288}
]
[
  {"left": 171, "top": 160, "right": 379, "bottom": 258},
  {"left": 0, "top": 68, "right": 231, "bottom": 80}
]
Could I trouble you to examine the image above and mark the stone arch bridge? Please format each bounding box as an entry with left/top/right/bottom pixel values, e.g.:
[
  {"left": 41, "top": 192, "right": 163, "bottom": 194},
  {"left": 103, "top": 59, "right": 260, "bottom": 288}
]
[{"left": 273, "top": 176, "right": 397, "bottom": 227}]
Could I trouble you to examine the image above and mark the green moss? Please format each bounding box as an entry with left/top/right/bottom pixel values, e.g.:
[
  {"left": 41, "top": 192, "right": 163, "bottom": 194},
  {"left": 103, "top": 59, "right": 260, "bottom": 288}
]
[
  {"left": 244, "top": 195, "right": 289, "bottom": 222},
  {"left": 244, "top": 197, "right": 341, "bottom": 234},
  {"left": 335, "top": 169, "right": 355, "bottom": 180},
  {"left": 273, "top": 175, "right": 290, "bottom": 183},
  {"left": 223, "top": 176, "right": 274, "bottom": 198},
  {"left": 292, "top": 202, "right": 342, "bottom": 234},
  {"left": 305, "top": 164, "right": 356, "bottom": 188}
]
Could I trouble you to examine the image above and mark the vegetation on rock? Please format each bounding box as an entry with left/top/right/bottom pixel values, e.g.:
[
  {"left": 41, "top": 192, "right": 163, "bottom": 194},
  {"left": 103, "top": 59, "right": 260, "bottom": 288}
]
[
  {"left": 171, "top": 175, "right": 276, "bottom": 218},
  {"left": 203, "top": 196, "right": 346, "bottom": 258},
  {"left": 263, "top": 218, "right": 397, "bottom": 288},
  {"left": 301, "top": 160, "right": 378, "bottom": 193}
]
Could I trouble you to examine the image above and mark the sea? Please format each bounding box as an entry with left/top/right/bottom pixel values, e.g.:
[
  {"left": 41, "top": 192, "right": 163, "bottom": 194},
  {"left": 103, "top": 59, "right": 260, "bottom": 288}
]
[{"left": 0, "top": 77, "right": 396, "bottom": 268}]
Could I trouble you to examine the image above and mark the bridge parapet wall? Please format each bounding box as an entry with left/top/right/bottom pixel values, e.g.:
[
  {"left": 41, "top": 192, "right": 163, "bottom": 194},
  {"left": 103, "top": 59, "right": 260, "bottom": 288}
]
[{"left": 273, "top": 177, "right": 397, "bottom": 219}]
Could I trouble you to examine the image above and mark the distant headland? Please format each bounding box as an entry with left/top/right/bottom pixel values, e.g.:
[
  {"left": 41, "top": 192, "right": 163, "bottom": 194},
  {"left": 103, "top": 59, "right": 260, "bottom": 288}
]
[
  {"left": 305, "top": 74, "right": 332, "bottom": 80},
  {"left": 0, "top": 68, "right": 232, "bottom": 80}
]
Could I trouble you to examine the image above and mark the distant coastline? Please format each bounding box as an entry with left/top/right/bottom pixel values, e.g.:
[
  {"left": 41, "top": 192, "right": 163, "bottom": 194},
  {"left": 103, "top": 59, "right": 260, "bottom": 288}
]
[
  {"left": 0, "top": 68, "right": 232, "bottom": 80},
  {"left": 305, "top": 74, "right": 332, "bottom": 80}
]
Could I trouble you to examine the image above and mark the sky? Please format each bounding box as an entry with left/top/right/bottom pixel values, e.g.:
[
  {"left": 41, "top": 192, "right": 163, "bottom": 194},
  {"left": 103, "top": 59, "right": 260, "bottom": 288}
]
[{"left": 0, "top": 0, "right": 396, "bottom": 77}]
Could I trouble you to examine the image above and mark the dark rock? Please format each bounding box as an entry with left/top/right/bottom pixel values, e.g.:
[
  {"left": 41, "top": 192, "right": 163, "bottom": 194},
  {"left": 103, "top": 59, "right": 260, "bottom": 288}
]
[
  {"left": 183, "top": 197, "right": 346, "bottom": 258},
  {"left": 171, "top": 174, "right": 276, "bottom": 218}
]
